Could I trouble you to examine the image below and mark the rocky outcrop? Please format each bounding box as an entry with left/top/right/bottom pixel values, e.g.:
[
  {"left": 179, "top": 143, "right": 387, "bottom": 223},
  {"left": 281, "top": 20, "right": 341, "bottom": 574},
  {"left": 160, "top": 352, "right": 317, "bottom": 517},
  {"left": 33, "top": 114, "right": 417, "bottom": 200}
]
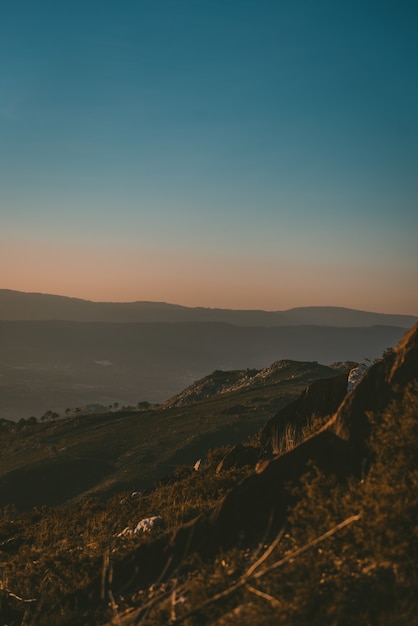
[
  {"left": 163, "top": 369, "right": 256, "bottom": 407},
  {"left": 347, "top": 363, "right": 368, "bottom": 391},
  {"left": 164, "top": 360, "right": 345, "bottom": 409},
  {"left": 327, "top": 323, "right": 418, "bottom": 448},
  {"left": 261, "top": 371, "right": 349, "bottom": 454},
  {"left": 215, "top": 444, "right": 260, "bottom": 473}
]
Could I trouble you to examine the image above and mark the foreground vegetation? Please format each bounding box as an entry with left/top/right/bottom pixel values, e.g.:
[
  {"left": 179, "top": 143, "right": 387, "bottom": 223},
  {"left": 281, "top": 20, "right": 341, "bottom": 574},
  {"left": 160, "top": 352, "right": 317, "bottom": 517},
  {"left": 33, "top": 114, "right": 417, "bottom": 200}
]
[
  {"left": 0, "top": 455, "right": 252, "bottom": 624},
  {"left": 1, "top": 377, "right": 417, "bottom": 625},
  {"left": 115, "top": 382, "right": 418, "bottom": 626}
]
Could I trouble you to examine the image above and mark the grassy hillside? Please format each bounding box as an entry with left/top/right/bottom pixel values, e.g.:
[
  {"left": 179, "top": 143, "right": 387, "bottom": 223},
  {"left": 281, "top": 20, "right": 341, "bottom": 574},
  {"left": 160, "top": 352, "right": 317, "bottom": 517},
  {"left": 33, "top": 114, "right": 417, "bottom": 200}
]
[
  {"left": 0, "top": 323, "right": 417, "bottom": 625},
  {"left": 0, "top": 360, "right": 341, "bottom": 510}
]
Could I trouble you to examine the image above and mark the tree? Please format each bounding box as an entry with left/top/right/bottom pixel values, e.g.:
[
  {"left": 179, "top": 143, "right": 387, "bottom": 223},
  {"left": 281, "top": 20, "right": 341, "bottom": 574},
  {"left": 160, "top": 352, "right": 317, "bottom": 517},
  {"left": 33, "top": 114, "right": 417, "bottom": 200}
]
[{"left": 41, "top": 410, "right": 59, "bottom": 422}]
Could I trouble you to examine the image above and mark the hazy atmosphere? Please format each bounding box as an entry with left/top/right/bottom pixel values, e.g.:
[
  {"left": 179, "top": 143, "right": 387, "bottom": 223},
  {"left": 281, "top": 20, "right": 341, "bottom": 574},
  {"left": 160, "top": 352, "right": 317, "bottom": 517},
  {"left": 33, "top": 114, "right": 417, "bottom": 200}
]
[
  {"left": 1, "top": 1, "right": 417, "bottom": 313},
  {"left": 2, "top": 5, "right": 418, "bottom": 623}
]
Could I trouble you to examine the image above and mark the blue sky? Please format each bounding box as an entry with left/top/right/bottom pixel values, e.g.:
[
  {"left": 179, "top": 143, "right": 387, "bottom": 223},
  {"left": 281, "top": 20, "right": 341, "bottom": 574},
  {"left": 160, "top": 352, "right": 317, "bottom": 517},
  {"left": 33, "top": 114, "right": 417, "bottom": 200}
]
[{"left": 1, "top": 0, "right": 417, "bottom": 313}]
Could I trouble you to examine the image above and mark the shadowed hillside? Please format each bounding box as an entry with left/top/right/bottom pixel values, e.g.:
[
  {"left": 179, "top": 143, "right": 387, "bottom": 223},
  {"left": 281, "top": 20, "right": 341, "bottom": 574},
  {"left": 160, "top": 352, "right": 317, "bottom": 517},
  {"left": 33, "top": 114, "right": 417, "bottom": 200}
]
[
  {"left": 65, "top": 321, "right": 417, "bottom": 625},
  {"left": 0, "top": 324, "right": 417, "bottom": 625},
  {"left": 0, "top": 360, "right": 342, "bottom": 510}
]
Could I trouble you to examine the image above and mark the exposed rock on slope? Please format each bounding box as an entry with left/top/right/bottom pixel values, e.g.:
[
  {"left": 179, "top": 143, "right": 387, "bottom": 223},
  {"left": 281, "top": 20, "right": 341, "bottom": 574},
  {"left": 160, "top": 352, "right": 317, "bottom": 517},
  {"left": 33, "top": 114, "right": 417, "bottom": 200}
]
[
  {"left": 347, "top": 362, "right": 368, "bottom": 391},
  {"left": 261, "top": 371, "right": 349, "bottom": 454},
  {"left": 328, "top": 327, "right": 418, "bottom": 448},
  {"left": 164, "top": 360, "right": 345, "bottom": 408},
  {"left": 215, "top": 443, "right": 260, "bottom": 473},
  {"left": 163, "top": 369, "right": 258, "bottom": 407}
]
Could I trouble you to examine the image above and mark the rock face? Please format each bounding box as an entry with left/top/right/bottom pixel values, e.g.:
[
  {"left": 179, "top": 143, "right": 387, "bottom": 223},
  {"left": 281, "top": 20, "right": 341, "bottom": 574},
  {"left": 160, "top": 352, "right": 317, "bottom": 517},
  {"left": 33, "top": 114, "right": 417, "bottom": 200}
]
[
  {"left": 67, "top": 323, "right": 418, "bottom": 611},
  {"left": 347, "top": 363, "right": 368, "bottom": 391},
  {"left": 261, "top": 371, "right": 349, "bottom": 454},
  {"left": 163, "top": 360, "right": 345, "bottom": 408},
  {"left": 328, "top": 324, "right": 418, "bottom": 447},
  {"left": 163, "top": 369, "right": 257, "bottom": 407},
  {"left": 215, "top": 444, "right": 260, "bottom": 473}
]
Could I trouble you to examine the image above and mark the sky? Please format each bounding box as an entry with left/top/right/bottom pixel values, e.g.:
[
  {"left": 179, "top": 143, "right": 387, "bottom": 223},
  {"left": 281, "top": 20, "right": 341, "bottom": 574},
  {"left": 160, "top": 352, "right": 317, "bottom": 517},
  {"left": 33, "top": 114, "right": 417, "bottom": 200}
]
[{"left": 1, "top": 0, "right": 417, "bottom": 314}]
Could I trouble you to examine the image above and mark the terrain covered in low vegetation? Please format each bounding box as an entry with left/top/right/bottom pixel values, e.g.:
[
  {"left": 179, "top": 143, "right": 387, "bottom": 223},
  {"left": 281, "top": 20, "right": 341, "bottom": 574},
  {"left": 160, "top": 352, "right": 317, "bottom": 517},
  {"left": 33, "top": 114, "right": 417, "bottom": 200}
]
[
  {"left": 0, "top": 324, "right": 417, "bottom": 625},
  {"left": 0, "top": 360, "right": 343, "bottom": 509}
]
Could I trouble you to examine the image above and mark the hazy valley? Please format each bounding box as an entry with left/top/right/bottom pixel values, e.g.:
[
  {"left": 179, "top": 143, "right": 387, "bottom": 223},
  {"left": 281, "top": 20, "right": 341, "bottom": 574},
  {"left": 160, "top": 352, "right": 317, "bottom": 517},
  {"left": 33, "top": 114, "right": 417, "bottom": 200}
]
[{"left": 0, "top": 290, "right": 413, "bottom": 420}]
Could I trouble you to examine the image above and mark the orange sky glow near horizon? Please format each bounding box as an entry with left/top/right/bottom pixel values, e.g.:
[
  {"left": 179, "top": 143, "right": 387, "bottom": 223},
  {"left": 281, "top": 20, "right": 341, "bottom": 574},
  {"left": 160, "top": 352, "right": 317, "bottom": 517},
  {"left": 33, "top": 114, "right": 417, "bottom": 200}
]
[
  {"left": 2, "top": 3, "right": 418, "bottom": 318},
  {"left": 2, "top": 239, "right": 417, "bottom": 315}
]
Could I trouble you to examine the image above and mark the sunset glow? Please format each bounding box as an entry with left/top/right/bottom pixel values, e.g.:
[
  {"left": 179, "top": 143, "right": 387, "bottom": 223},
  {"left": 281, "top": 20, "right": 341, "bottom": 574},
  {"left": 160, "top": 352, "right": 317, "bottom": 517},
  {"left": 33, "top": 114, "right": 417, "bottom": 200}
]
[{"left": 1, "top": 1, "right": 417, "bottom": 314}]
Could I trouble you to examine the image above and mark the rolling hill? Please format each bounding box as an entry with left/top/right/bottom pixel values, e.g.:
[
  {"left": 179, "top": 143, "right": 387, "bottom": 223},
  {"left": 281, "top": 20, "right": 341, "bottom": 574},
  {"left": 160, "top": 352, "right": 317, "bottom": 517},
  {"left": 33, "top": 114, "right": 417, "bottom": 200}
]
[
  {"left": 1, "top": 289, "right": 416, "bottom": 327},
  {"left": 0, "top": 359, "right": 346, "bottom": 510}
]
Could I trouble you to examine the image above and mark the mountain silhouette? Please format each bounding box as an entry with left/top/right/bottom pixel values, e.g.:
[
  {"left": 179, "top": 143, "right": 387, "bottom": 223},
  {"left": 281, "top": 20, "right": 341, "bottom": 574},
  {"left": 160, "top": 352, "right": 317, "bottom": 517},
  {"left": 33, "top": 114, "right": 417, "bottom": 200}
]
[{"left": 1, "top": 289, "right": 416, "bottom": 327}]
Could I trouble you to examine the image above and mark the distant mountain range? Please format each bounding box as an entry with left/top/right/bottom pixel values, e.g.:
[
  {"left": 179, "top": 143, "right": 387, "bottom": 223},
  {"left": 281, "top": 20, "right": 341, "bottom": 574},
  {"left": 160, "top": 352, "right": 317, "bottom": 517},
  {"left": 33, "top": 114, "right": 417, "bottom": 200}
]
[
  {"left": 0, "top": 290, "right": 415, "bottom": 420},
  {"left": 1, "top": 289, "right": 417, "bottom": 327}
]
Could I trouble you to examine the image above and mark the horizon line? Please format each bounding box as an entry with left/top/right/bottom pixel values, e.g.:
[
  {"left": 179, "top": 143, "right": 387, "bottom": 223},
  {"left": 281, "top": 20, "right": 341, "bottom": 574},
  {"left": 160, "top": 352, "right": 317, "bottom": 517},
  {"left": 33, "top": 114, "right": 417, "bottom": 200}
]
[{"left": 2, "top": 288, "right": 418, "bottom": 318}]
